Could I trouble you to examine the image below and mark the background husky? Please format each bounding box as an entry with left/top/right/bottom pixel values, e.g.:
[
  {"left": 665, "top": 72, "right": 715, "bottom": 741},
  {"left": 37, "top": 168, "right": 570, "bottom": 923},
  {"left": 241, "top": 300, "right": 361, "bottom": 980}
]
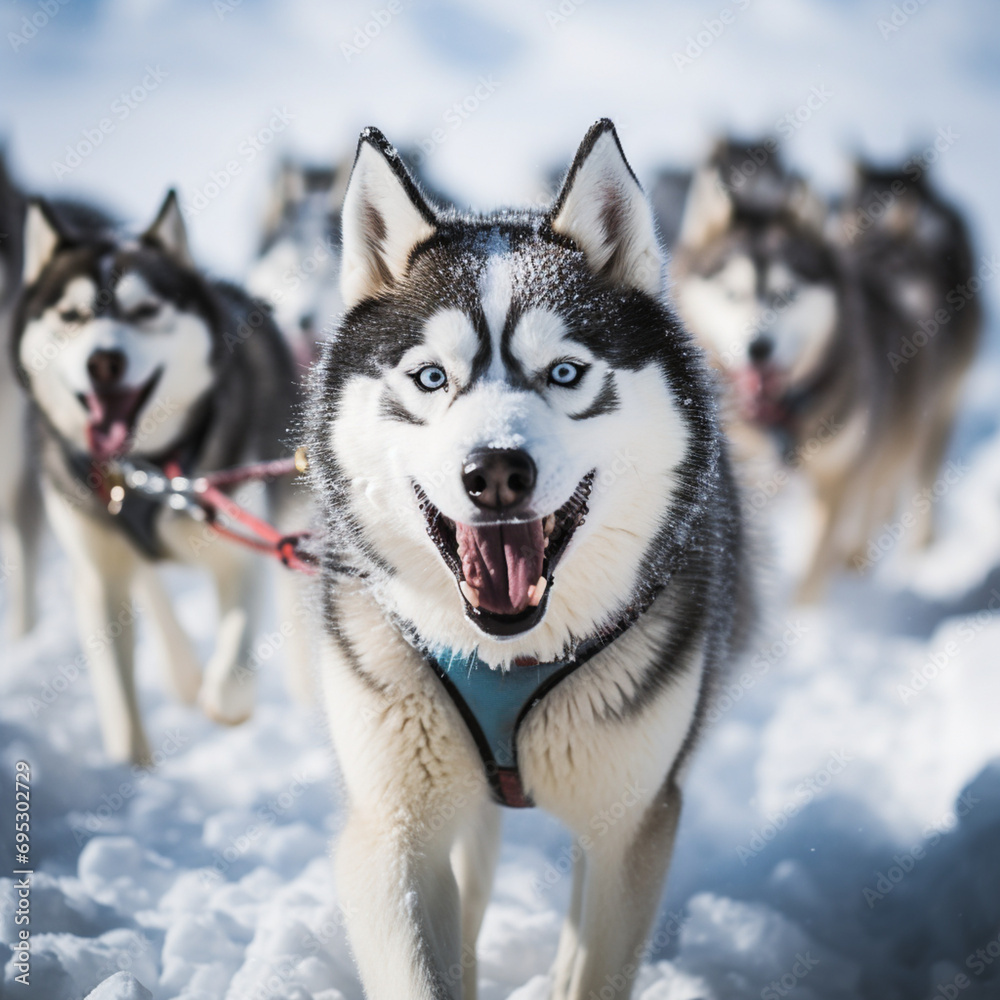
[
  {"left": 0, "top": 150, "right": 41, "bottom": 639},
  {"left": 307, "top": 120, "right": 752, "bottom": 1000},
  {"left": 247, "top": 158, "right": 346, "bottom": 366},
  {"left": 12, "top": 191, "right": 300, "bottom": 764},
  {"left": 832, "top": 161, "right": 982, "bottom": 552},
  {"left": 670, "top": 137, "right": 979, "bottom": 597},
  {"left": 248, "top": 149, "right": 451, "bottom": 367}
]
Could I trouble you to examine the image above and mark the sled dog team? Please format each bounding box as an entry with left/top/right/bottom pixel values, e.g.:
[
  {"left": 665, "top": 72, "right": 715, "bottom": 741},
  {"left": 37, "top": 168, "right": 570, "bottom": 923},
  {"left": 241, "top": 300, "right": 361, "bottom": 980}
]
[{"left": 0, "top": 121, "right": 979, "bottom": 999}]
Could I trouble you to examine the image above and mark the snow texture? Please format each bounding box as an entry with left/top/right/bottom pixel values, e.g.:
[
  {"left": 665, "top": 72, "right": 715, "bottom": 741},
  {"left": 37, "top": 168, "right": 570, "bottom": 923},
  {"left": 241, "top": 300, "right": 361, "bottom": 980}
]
[{"left": 1, "top": 1, "right": 1000, "bottom": 998}]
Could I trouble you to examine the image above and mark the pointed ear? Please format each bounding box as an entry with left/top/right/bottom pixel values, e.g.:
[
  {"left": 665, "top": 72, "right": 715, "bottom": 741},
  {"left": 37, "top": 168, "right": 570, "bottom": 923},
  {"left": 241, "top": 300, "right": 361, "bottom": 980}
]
[
  {"left": 549, "top": 119, "right": 663, "bottom": 297},
  {"left": 23, "top": 199, "right": 66, "bottom": 286},
  {"left": 142, "top": 189, "right": 193, "bottom": 266},
  {"left": 340, "top": 127, "right": 437, "bottom": 308},
  {"left": 677, "top": 164, "right": 734, "bottom": 249}
]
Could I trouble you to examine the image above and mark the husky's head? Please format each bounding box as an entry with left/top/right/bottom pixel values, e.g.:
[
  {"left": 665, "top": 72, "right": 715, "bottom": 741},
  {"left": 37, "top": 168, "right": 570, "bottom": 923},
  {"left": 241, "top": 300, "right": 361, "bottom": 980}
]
[
  {"left": 15, "top": 192, "right": 218, "bottom": 463},
  {"left": 309, "top": 121, "right": 719, "bottom": 665},
  {"left": 834, "top": 162, "right": 972, "bottom": 321},
  {"left": 671, "top": 139, "right": 840, "bottom": 428},
  {"left": 249, "top": 159, "right": 345, "bottom": 356}
]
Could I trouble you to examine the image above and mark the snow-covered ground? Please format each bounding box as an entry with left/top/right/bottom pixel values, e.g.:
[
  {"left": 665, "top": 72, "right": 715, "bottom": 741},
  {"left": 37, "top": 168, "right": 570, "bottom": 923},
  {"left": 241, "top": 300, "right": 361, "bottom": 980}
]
[{"left": 1, "top": 2, "right": 999, "bottom": 998}]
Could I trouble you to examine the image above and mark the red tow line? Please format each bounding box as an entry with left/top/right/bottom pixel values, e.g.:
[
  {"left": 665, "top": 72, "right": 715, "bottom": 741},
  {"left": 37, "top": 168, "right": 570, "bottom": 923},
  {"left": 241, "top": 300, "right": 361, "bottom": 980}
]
[
  {"left": 165, "top": 452, "right": 316, "bottom": 575},
  {"left": 96, "top": 448, "right": 317, "bottom": 575}
]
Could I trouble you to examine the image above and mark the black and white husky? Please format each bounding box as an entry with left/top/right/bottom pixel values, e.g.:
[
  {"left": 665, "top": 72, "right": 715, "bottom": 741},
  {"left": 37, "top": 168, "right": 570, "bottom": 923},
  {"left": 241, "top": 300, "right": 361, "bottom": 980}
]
[
  {"left": 306, "top": 121, "right": 751, "bottom": 999},
  {"left": 0, "top": 152, "right": 41, "bottom": 639},
  {"left": 671, "top": 139, "right": 980, "bottom": 596},
  {"left": 13, "top": 191, "right": 300, "bottom": 764},
  {"left": 247, "top": 158, "right": 346, "bottom": 365}
]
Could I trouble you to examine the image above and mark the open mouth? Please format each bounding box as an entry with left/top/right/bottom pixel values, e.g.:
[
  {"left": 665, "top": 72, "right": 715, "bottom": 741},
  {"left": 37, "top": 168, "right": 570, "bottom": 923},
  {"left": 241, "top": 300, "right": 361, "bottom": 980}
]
[
  {"left": 733, "top": 364, "right": 789, "bottom": 427},
  {"left": 415, "top": 471, "right": 595, "bottom": 638},
  {"left": 78, "top": 369, "right": 162, "bottom": 463}
]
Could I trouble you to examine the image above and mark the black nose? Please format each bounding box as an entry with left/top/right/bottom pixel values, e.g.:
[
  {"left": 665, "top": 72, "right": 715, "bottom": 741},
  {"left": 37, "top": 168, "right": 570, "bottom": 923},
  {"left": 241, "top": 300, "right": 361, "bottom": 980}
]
[
  {"left": 462, "top": 449, "right": 537, "bottom": 511},
  {"left": 87, "top": 349, "right": 127, "bottom": 388},
  {"left": 748, "top": 335, "right": 774, "bottom": 363}
]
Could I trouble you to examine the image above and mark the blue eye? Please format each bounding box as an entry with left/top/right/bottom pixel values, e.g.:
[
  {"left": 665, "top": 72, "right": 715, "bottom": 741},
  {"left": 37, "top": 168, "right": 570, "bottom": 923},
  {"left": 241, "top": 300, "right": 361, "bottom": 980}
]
[
  {"left": 414, "top": 365, "right": 447, "bottom": 391},
  {"left": 549, "top": 361, "right": 586, "bottom": 387}
]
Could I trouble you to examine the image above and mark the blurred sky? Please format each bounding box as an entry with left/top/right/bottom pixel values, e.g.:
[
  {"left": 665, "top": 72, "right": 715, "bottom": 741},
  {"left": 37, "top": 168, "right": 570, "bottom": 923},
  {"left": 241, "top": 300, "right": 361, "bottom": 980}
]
[{"left": 2, "top": 0, "right": 998, "bottom": 330}]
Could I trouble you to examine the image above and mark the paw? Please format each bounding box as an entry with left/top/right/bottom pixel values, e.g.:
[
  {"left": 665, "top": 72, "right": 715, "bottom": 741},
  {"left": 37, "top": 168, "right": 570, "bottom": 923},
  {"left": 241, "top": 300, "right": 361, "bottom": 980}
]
[{"left": 198, "top": 665, "right": 255, "bottom": 726}]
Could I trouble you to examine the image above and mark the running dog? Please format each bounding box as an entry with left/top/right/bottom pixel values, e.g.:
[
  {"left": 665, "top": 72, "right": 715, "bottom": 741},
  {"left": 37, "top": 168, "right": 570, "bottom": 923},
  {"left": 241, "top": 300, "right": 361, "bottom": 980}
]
[
  {"left": 13, "top": 191, "right": 300, "bottom": 764},
  {"left": 671, "top": 138, "right": 979, "bottom": 596},
  {"left": 305, "top": 120, "right": 752, "bottom": 999}
]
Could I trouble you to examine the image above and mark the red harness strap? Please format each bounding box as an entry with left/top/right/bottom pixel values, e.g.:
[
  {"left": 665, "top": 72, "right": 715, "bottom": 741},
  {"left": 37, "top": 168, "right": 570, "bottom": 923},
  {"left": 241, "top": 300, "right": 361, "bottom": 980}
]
[{"left": 162, "top": 458, "right": 317, "bottom": 575}]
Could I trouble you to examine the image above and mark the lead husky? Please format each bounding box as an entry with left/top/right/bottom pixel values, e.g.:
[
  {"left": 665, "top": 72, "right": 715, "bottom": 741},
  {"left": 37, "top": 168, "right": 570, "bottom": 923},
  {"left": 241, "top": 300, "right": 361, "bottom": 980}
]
[
  {"left": 13, "top": 191, "right": 299, "bottom": 764},
  {"left": 306, "top": 121, "right": 751, "bottom": 999}
]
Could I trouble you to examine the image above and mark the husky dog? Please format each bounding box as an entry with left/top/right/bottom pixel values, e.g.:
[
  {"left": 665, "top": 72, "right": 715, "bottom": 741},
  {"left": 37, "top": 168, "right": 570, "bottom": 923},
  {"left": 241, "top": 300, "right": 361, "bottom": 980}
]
[
  {"left": 832, "top": 161, "right": 981, "bottom": 551},
  {"left": 671, "top": 139, "right": 876, "bottom": 596},
  {"left": 672, "top": 139, "right": 980, "bottom": 595},
  {"left": 0, "top": 151, "right": 42, "bottom": 639},
  {"left": 249, "top": 151, "right": 454, "bottom": 365},
  {"left": 13, "top": 191, "right": 299, "bottom": 764},
  {"left": 306, "top": 121, "right": 751, "bottom": 999},
  {"left": 247, "top": 159, "right": 346, "bottom": 365}
]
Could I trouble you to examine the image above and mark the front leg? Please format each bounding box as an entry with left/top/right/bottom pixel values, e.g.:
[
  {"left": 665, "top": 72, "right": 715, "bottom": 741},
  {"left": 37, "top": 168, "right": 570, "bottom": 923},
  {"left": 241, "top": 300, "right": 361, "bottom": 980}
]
[
  {"left": 553, "top": 782, "right": 683, "bottom": 1000},
  {"left": 198, "top": 544, "right": 261, "bottom": 725},
  {"left": 44, "top": 487, "right": 148, "bottom": 764},
  {"left": 161, "top": 504, "right": 262, "bottom": 726},
  {"left": 450, "top": 798, "right": 502, "bottom": 1000},
  {"left": 319, "top": 594, "right": 493, "bottom": 1000},
  {"left": 520, "top": 631, "right": 705, "bottom": 1000},
  {"left": 133, "top": 563, "right": 202, "bottom": 705}
]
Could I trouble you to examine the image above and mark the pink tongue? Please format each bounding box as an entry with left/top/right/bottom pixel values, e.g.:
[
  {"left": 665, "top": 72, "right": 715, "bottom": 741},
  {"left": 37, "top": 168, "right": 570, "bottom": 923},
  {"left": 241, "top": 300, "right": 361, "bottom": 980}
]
[
  {"left": 84, "top": 391, "right": 142, "bottom": 463},
  {"left": 734, "top": 366, "right": 785, "bottom": 425},
  {"left": 455, "top": 519, "right": 545, "bottom": 616}
]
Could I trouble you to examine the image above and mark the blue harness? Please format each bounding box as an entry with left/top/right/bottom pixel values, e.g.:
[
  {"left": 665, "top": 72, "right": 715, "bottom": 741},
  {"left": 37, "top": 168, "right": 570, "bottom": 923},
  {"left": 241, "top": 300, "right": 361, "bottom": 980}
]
[{"left": 424, "top": 594, "right": 659, "bottom": 808}]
